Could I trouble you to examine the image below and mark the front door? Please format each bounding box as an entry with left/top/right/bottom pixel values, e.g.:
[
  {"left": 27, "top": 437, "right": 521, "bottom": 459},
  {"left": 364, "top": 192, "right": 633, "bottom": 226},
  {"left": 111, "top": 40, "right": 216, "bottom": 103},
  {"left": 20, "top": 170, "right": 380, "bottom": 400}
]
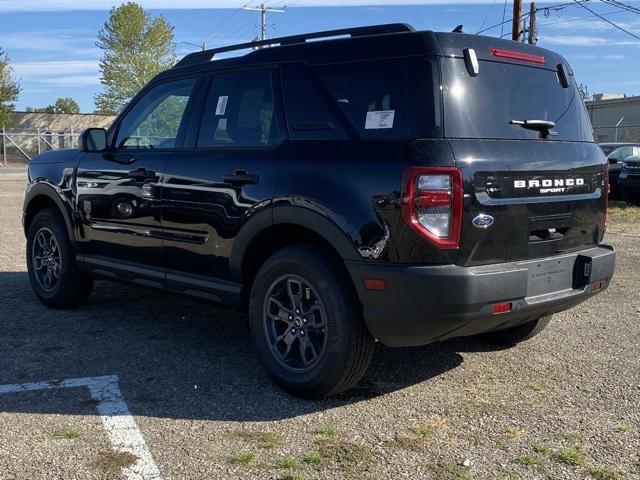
[
  {"left": 76, "top": 77, "right": 200, "bottom": 268},
  {"left": 162, "top": 68, "right": 285, "bottom": 285}
]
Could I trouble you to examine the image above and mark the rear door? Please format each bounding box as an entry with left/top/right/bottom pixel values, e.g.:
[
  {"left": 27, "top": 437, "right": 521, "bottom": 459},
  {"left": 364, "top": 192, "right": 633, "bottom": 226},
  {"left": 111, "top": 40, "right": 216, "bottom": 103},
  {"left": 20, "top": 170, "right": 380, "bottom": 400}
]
[
  {"left": 439, "top": 50, "right": 607, "bottom": 266},
  {"left": 161, "top": 67, "right": 285, "bottom": 287},
  {"left": 76, "top": 77, "right": 199, "bottom": 268}
]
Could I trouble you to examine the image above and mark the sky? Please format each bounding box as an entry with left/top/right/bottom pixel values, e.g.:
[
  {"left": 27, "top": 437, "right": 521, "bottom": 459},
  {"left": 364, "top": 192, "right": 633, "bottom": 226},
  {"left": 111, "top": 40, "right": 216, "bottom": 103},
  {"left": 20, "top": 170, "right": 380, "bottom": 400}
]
[{"left": 0, "top": 0, "right": 639, "bottom": 113}]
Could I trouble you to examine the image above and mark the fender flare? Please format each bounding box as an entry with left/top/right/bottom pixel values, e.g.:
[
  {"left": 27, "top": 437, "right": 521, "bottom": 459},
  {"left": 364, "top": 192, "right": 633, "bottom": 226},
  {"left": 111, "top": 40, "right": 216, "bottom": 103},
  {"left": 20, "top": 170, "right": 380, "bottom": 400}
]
[
  {"left": 229, "top": 205, "right": 361, "bottom": 283},
  {"left": 24, "top": 182, "right": 77, "bottom": 247}
]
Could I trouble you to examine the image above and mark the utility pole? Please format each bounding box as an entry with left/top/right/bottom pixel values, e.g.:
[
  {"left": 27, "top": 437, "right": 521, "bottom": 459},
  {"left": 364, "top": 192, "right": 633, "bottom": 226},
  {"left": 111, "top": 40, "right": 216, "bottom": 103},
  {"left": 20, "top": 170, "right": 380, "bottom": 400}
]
[
  {"left": 528, "top": 1, "right": 537, "bottom": 44},
  {"left": 512, "top": 0, "right": 523, "bottom": 41},
  {"left": 243, "top": 3, "right": 286, "bottom": 43}
]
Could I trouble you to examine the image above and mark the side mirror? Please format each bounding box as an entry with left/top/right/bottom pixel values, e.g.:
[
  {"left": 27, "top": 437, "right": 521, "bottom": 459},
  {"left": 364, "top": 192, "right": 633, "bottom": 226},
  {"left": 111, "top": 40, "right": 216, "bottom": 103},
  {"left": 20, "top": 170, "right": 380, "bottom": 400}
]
[
  {"left": 608, "top": 157, "right": 618, "bottom": 164},
  {"left": 79, "top": 128, "right": 108, "bottom": 153}
]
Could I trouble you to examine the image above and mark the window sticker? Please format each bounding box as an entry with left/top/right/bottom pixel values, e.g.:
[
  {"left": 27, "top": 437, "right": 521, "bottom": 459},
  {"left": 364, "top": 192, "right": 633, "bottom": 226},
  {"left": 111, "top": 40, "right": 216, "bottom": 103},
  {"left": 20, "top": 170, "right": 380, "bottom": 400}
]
[
  {"left": 365, "top": 110, "right": 395, "bottom": 130},
  {"left": 215, "top": 96, "right": 229, "bottom": 115}
]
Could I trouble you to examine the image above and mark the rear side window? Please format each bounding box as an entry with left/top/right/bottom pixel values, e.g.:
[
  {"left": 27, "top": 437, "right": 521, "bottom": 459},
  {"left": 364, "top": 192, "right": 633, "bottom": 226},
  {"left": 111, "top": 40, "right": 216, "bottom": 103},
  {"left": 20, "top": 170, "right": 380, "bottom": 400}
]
[
  {"left": 316, "top": 59, "right": 408, "bottom": 139},
  {"left": 441, "top": 58, "right": 593, "bottom": 141},
  {"left": 198, "top": 69, "right": 279, "bottom": 148}
]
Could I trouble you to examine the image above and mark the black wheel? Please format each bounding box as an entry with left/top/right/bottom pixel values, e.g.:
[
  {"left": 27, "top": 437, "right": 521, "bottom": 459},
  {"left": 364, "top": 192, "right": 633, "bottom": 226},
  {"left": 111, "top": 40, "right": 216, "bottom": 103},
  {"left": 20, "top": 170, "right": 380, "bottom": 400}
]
[
  {"left": 26, "top": 208, "right": 93, "bottom": 308},
  {"left": 249, "top": 245, "right": 374, "bottom": 398},
  {"left": 476, "top": 315, "right": 553, "bottom": 346}
]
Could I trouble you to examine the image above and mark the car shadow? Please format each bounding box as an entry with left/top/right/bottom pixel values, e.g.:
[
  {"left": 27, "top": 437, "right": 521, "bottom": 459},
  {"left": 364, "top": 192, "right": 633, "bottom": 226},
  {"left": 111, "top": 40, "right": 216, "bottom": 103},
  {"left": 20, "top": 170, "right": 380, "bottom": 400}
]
[{"left": 0, "top": 271, "right": 497, "bottom": 422}]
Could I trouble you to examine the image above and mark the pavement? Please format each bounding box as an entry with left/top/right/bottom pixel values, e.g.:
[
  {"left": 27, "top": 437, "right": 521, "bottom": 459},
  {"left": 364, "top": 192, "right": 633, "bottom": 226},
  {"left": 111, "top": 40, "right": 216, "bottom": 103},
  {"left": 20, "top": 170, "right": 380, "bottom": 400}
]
[{"left": 0, "top": 171, "right": 638, "bottom": 480}]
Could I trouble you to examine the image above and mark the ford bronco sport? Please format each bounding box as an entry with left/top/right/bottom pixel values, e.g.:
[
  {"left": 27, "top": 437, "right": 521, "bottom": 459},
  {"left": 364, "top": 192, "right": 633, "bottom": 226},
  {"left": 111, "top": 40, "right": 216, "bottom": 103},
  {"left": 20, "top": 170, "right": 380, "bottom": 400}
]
[{"left": 23, "top": 24, "right": 615, "bottom": 398}]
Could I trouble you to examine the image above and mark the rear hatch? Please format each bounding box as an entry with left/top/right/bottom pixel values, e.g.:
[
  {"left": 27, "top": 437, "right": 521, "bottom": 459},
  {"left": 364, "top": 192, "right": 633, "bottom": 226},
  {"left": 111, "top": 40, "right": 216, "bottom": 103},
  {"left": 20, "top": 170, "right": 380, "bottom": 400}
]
[{"left": 436, "top": 34, "right": 607, "bottom": 266}]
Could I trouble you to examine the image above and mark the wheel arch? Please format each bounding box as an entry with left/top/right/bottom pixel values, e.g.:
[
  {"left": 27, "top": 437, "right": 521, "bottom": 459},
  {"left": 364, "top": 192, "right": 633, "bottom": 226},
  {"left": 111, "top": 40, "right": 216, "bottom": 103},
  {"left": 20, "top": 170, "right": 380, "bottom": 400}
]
[
  {"left": 230, "top": 205, "right": 362, "bottom": 305},
  {"left": 24, "top": 183, "right": 77, "bottom": 247}
]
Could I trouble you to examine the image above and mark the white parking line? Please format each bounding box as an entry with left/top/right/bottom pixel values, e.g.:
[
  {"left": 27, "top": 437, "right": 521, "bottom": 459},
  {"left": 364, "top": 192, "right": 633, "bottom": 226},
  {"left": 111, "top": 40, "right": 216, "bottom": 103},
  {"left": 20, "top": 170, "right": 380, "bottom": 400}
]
[{"left": 0, "top": 375, "right": 163, "bottom": 480}]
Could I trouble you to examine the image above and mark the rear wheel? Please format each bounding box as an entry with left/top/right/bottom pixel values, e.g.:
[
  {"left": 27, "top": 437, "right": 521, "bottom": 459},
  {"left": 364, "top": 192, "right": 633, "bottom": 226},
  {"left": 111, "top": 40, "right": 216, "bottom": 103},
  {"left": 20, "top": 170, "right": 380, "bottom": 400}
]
[
  {"left": 26, "top": 208, "right": 93, "bottom": 308},
  {"left": 249, "top": 245, "right": 374, "bottom": 398},
  {"left": 476, "top": 315, "right": 553, "bottom": 346}
]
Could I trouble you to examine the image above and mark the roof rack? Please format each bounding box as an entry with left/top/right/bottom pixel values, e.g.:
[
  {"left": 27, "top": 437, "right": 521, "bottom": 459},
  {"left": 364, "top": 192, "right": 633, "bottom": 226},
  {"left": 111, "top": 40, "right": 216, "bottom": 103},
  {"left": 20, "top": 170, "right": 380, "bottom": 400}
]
[{"left": 173, "top": 23, "right": 415, "bottom": 69}]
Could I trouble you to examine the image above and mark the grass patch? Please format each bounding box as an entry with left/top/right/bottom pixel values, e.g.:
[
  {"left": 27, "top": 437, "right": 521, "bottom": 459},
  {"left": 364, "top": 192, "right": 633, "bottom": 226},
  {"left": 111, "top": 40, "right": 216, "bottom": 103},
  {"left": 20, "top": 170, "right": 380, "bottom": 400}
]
[
  {"left": 588, "top": 466, "right": 618, "bottom": 480},
  {"left": 276, "top": 457, "right": 299, "bottom": 470},
  {"left": 614, "top": 423, "right": 632, "bottom": 434},
  {"left": 314, "top": 437, "right": 371, "bottom": 469},
  {"left": 229, "top": 452, "right": 256, "bottom": 466},
  {"left": 431, "top": 463, "right": 473, "bottom": 480},
  {"left": 554, "top": 447, "right": 586, "bottom": 466},
  {"left": 412, "top": 424, "right": 436, "bottom": 438},
  {"left": 608, "top": 202, "right": 640, "bottom": 218},
  {"left": 388, "top": 434, "right": 427, "bottom": 452},
  {"left": 52, "top": 426, "right": 83, "bottom": 440},
  {"left": 515, "top": 455, "right": 539, "bottom": 466},
  {"left": 229, "top": 430, "right": 283, "bottom": 449},
  {"left": 303, "top": 452, "right": 323, "bottom": 465},
  {"left": 316, "top": 425, "right": 337, "bottom": 437},
  {"left": 97, "top": 450, "right": 138, "bottom": 475},
  {"left": 505, "top": 426, "right": 525, "bottom": 440},
  {"left": 529, "top": 383, "right": 545, "bottom": 392},
  {"left": 533, "top": 444, "right": 551, "bottom": 454},
  {"left": 276, "top": 473, "right": 312, "bottom": 480}
]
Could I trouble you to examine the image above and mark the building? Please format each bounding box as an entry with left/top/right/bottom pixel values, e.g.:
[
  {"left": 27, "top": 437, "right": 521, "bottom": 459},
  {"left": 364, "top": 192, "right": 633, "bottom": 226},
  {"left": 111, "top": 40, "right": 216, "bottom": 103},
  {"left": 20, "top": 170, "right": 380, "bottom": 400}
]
[
  {"left": 2, "top": 112, "right": 116, "bottom": 165},
  {"left": 585, "top": 95, "right": 640, "bottom": 143}
]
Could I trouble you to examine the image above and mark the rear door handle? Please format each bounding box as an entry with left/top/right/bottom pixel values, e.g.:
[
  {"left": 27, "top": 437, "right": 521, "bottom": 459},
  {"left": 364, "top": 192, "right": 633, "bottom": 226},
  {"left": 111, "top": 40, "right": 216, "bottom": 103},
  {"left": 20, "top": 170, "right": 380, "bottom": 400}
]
[
  {"left": 128, "top": 168, "right": 155, "bottom": 181},
  {"left": 223, "top": 172, "right": 259, "bottom": 185}
]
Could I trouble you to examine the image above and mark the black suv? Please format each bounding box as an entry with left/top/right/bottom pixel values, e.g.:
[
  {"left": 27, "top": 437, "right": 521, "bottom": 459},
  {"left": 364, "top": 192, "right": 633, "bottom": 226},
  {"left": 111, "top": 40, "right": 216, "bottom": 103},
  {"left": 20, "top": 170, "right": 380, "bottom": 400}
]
[
  {"left": 23, "top": 24, "right": 615, "bottom": 398},
  {"left": 599, "top": 142, "right": 640, "bottom": 199}
]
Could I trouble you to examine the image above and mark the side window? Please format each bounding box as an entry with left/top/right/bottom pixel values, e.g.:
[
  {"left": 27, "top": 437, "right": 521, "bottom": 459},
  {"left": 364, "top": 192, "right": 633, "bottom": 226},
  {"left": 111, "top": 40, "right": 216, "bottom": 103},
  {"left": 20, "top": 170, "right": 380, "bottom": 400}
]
[
  {"left": 611, "top": 146, "right": 633, "bottom": 161},
  {"left": 198, "top": 69, "right": 279, "bottom": 148},
  {"left": 315, "top": 59, "right": 409, "bottom": 139},
  {"left": 116, "top": 78, "right": 197, "bottom": 149}
]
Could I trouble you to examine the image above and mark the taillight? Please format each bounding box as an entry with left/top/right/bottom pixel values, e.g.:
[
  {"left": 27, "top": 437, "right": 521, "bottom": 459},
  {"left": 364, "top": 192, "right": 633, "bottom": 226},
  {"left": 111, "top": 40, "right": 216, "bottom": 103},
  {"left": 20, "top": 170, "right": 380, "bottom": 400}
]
[{"left": 401, "top": 167, "right": 463, "bottom": 249}]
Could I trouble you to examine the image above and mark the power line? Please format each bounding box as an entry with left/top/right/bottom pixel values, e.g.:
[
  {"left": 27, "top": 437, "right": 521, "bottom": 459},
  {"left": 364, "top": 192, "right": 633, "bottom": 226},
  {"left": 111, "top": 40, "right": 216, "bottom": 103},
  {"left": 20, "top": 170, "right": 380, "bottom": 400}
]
[
  {"left": 537, "top": 7, "right": 628, "bottom": 26},
  {"left": 600, "top": 0, "right": 640, "bottom": 14},
  {"left": 572, "top": 0, "right": 640, "bottom": 39}
]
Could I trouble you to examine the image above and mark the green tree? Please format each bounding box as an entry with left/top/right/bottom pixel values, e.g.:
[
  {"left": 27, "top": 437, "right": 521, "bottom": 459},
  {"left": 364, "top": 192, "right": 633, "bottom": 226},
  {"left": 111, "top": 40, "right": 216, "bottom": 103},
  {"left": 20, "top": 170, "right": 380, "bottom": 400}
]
[
  {"left": 94, "top": 2, "right": 175, "bottom": 115},
  {"left": 54, "top": 97, "right": 80, "bottom": 114},
  {"left": 0, "top": 48, "right": 20, "bottom": 127},
  {"left": 25, "top": 98, "right": 80, "bottom": 114}
]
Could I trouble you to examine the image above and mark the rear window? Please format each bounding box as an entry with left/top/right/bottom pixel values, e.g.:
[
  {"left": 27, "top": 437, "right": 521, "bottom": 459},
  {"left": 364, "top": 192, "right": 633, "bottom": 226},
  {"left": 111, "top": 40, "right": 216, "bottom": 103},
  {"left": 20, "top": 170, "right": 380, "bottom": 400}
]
[{"left": 441, "top": 58, "right": 594, "bottom": 142}]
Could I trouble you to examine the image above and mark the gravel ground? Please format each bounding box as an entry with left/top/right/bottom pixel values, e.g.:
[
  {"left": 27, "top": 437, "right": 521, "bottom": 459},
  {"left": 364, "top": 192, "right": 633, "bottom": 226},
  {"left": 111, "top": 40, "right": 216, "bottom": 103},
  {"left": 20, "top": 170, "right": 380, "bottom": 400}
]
[{"left": 0, "top": 169, "right": 638, "bottom": 480}]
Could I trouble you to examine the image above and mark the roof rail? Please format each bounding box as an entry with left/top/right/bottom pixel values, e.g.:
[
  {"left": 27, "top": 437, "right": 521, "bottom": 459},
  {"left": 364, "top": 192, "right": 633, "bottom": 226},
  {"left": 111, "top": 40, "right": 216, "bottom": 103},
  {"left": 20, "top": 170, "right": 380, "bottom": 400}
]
[{"left": 173, "top": 23, "right": 415, "bottom": 69}]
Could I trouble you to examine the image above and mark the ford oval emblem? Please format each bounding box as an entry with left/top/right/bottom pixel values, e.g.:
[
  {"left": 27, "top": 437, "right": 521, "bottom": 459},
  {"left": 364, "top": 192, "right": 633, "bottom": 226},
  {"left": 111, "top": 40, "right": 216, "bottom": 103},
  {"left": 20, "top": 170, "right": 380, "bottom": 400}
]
[{"left": 472, "top": 214, "right": 494, "bottom": 229}]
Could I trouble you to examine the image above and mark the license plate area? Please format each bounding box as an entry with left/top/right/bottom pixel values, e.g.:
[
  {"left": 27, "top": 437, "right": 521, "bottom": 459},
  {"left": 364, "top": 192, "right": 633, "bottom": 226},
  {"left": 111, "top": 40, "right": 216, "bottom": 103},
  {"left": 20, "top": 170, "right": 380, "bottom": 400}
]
[{"left": 525, "top": 255, "right": 577, "bottom": 298}]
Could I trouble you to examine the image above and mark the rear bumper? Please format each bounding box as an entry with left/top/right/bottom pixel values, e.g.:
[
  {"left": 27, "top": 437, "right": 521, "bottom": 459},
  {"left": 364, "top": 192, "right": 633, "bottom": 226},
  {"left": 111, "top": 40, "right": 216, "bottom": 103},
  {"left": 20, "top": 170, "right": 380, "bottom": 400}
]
[{"left": 347, "top": 245, "right": 615, "bottom": 347}]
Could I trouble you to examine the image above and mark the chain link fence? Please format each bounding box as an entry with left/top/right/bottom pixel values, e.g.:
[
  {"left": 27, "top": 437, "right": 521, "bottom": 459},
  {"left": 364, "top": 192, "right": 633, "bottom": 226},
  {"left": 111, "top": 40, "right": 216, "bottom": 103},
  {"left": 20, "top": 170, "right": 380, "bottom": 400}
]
[
  {"left": 1, "top": 128, "right": 78, "bottom": 167},
  {"left": 592, "top": 125, "right": 640, "bottom": 144}
]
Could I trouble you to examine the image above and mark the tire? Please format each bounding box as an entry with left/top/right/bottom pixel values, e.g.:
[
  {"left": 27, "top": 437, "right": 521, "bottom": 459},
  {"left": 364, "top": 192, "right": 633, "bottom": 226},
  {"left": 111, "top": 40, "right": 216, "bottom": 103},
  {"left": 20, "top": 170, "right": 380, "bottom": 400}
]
[
  {"left": 476, "top": 315, "right": 553, "bottom": 346},
  {"left": 249, "top": 245, "right": 374, "bottom": 398},
  {"left": 26, "top": 208, "right": 93, "bottom": 308}
]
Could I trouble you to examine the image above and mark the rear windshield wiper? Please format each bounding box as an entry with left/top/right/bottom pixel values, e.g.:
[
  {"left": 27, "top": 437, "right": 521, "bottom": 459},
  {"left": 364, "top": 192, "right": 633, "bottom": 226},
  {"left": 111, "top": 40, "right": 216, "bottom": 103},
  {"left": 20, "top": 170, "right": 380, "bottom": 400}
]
[{"left": 510, "top": 119, "right": 557, "bottom": 137}]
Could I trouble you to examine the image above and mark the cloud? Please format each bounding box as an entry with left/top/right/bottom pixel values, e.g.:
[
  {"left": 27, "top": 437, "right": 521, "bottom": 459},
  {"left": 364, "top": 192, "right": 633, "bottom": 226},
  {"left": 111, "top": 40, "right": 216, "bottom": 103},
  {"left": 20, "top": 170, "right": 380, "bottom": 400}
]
[
  {"left": 540, "top": 35, "right": 640, "bottom": 47},
  {"left": 13, "top": 60, "right": 100, "bottom": 87},
  {"left": 0, "top": 0, "right": 565, "bottom": 11},
  {"left": 0, "top": 29, "right": 99, "bottom": 58}
]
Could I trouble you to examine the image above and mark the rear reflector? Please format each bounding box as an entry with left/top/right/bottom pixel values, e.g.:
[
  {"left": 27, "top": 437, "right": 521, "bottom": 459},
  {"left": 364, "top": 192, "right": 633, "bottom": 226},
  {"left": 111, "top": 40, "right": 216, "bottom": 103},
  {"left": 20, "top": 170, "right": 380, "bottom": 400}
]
[
  {"left": 592, "top": 281, "right": 603, "bottom": 293},
  {"left": 490, "top": 47, "right": 545, "bottom": 65},
  {"left": 492, "top": 302, "right": 512, "bottom": 314},
  {"left": 363, "top": 278, "right": 386, "bottom": 291}
]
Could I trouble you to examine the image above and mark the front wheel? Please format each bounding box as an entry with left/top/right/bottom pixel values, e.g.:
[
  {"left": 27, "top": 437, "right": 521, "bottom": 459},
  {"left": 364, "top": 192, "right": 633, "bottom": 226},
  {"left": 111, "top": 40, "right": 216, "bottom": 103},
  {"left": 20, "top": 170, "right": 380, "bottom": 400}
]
[
  {"left": 476, "top": 315, "right": 553, "bottom": 346},
  {"left": 26, "top": 208, "right": 93, "bottom": 308},
  {"left": 249, "top": 245, "right": 374, "bottom": 398}
]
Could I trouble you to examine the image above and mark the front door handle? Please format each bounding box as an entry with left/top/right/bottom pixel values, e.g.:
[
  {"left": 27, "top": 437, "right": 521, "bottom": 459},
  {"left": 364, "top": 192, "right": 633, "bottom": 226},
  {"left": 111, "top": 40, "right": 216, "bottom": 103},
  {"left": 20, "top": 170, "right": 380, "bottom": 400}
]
[
  {"left": 128, "top": 168, "right": 155, "bottom": 181},
  {"left": 223, "top": 171, "right": 259, "bottom": 185}
]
